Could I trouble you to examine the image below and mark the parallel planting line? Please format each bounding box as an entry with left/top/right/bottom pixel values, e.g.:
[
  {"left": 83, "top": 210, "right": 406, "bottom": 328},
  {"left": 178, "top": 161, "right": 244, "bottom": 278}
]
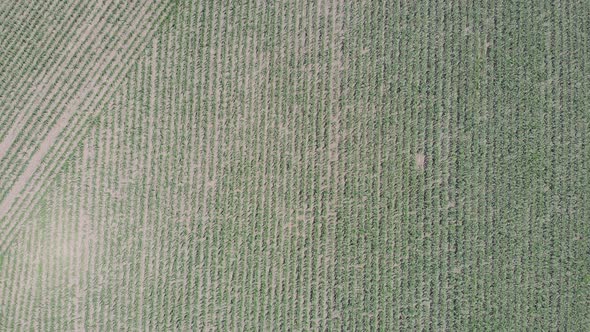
[
  {"left": 0, "top": 0, "right": 119, "bottom": 165},
  {"left": 325, "top": 0, "right": 345, "bottom": 328},
  {"left": 135, "top": 38, "right": 158, "bottom": 330},
  {"left": 233, "top": 1, "right": 259, "bottom": 327},
  {"left": 0, "top": 0, "right": 81, "bottom": 139},
  {"left": 190, "top": 0, "right": 217, "bottom": 328},
  {"left": 0, "top": 0, "right": 123, "bottom": 204},
  {"left": 174, "top": 3, "right": 198, "bottom": 328},
  {"left": 149, "top": 19, "right": 175, "bottom": 328},
  {"left": 0, "top": 0, "right": 173, "bottom": 252},
  {"left": 0, "top": 0, "right": 85, "bottom": 142},
  {"left": 0, "top": 0, "right": 72, "bottom": 94},
  {"left": 0, "top": 0, "right": 151, "bottom": 192},
  {"left": 0, "top": 1, "right": 53, "bottom": 69},
  {"left": 0, "top": 0, "right": 134, "bottom": 200}
]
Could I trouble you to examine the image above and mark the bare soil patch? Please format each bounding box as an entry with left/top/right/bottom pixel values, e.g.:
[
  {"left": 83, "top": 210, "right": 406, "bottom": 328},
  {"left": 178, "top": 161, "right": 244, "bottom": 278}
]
[{"left": 415, "top": 153, "right": 426, "bottom": 170}]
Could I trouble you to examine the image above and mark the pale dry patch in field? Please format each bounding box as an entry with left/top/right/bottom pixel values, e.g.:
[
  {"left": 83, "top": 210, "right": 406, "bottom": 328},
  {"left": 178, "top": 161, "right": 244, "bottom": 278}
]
[{"left": 415, "top": 153, "right": 426, "bottom": 170}]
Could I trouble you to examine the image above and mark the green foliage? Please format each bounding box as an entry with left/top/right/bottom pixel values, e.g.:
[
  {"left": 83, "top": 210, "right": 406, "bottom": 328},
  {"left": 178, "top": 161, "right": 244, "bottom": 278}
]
[{"left": 0, "top": 0, "right": 589, "bottom": 330}]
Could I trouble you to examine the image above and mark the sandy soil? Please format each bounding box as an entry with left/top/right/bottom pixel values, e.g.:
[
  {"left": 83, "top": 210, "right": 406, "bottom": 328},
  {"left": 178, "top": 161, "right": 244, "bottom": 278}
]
[{"left": 415, "top": 153, "right": 426, "bottom": 170}]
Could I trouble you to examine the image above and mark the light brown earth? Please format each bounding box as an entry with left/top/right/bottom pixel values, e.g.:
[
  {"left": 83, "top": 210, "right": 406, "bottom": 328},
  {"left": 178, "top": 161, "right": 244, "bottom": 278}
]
[{"left": 415, "top": 153, "right": 426, "bottom": 170}]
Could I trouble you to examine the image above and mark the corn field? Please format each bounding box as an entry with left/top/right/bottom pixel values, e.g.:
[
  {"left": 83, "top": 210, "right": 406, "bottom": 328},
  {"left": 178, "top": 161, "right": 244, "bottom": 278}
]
[{"left": 0, "top": 0, "right": 589, "bottom": 330}]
